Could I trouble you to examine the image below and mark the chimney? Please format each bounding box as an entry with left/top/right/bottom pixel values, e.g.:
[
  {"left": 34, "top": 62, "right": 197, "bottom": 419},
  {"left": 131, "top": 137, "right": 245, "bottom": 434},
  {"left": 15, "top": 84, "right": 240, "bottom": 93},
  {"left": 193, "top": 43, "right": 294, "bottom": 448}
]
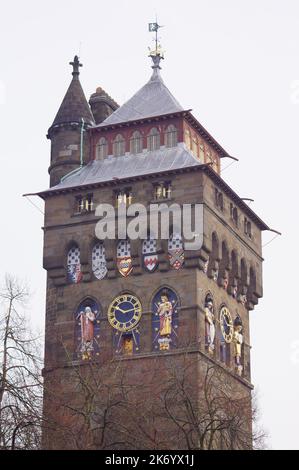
[{"left": 89, "top": 87, "right": 119, "bottom": 125}]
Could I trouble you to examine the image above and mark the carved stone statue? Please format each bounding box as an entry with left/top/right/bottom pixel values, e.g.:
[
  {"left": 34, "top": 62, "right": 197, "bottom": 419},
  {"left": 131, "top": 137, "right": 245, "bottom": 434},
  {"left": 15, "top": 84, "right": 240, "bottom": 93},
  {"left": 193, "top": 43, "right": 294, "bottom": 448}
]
[
  {"left": 78, "top": 306, "right": 97, "bottom": 360},
  {"left": 233, "top": 315, "right": 243, "bottom": 376},
  {"left": 204, "top": 295, "right": 215, "bottom": 354}
]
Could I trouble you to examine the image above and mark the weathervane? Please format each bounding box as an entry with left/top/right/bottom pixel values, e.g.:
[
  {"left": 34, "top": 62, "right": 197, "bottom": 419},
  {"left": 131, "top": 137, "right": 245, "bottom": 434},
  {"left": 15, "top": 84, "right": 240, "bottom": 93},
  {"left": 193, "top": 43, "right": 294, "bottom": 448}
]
[{"left": 148, "top": 19, "right": 164, "bottom": 67}]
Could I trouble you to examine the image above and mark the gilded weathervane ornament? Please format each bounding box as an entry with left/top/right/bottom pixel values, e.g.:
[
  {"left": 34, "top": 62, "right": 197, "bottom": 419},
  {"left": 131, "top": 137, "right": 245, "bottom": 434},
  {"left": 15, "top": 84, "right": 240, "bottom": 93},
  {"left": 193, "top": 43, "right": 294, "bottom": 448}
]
[{"left": 148, "top": 19, "right": 164, "bottom": 67}]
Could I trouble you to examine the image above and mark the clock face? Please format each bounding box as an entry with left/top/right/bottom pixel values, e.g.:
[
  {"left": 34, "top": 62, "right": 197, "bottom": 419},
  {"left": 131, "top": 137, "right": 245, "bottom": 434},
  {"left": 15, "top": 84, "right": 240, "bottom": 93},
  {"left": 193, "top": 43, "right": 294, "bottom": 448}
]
[
  {"left": 220, "top": 306, "right": 233, "bottom": 343},
  {"left": 108, "top": 294, "right": 142, "bottom": 332}
]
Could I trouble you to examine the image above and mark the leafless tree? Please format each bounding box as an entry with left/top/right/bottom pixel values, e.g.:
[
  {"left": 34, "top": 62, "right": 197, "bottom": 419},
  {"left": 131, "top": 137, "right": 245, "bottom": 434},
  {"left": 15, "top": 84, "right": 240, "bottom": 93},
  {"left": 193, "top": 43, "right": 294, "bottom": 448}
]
[
  {"left": 0, "top": 274, "right": 43, "bottom": 450},
  {"left": 43, "top": 349, "right": 266, "bottom": 450}
]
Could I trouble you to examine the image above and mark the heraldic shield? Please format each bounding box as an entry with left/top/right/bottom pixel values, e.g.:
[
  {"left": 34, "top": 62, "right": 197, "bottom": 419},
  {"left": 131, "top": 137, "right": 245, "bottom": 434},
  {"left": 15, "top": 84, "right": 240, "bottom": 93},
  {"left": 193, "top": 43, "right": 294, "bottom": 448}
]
[
  {"left": 117, "top": 256, "right": 133, "bottom": 277},
  {"left": 168, "top": 249, "right": 184, "bottom": 270},
  {"left": 144, "top": 253, "right": 158, "bottom": 272}
]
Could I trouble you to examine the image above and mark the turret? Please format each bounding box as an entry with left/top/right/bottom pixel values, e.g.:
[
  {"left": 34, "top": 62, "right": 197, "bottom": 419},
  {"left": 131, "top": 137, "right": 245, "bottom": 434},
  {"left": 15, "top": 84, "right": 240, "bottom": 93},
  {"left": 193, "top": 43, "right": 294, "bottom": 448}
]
[{"left": 47, "top": 56, "right": 95, "bottom": 187}]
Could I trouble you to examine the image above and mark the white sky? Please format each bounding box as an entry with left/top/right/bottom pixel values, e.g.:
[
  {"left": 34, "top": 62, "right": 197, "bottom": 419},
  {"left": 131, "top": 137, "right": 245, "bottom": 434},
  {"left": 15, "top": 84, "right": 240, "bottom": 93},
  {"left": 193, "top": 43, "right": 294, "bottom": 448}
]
[{"left": 0, "top": 0, "right": 298, "bottom": 450}]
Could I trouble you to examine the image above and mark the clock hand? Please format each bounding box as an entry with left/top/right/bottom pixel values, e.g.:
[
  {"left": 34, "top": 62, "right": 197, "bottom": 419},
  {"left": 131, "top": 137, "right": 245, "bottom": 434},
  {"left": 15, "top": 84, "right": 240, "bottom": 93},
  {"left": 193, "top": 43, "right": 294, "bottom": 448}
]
[{"left": 114, "top": 306, "right": 127, "bottom": 314}]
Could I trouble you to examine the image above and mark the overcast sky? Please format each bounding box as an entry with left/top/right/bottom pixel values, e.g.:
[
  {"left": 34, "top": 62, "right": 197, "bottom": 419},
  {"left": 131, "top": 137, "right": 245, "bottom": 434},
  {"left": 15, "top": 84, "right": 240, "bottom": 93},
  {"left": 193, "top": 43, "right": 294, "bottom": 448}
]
[{"left": 0, "top": 0, "right": 298, "bottom": 450}]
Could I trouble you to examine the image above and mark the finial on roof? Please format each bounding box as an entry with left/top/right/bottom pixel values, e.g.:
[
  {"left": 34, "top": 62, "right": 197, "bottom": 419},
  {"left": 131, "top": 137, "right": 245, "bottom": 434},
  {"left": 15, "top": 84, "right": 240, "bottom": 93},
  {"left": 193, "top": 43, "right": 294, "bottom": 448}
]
[
  {"left": 69, "top": 55, "right": 82, "bottom": 78},
  {"left": 148, "top": 20, "right": 164, "bottom": 70}
]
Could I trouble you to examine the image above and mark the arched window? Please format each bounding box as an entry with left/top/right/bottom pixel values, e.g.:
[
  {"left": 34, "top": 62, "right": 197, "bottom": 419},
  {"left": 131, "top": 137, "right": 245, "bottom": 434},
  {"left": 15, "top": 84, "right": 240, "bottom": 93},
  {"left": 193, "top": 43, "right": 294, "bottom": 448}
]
[
  {"left": 184, "top": 128, "right": 191, "bottom": 149},
  {"left": 97, "top": 137, "right": 108, "bottom": 160},
  {"left": 165, "top": 124, "right": 177, "bottom": 148},
  {"left": 130, "top": 131, "right": 143, "bottom": 154},
  {"left": 218, "top": 241, "right": 230, "bottom": 290},
  {"left": 147, "top": 127, "right": 160, "bottom": 151},
  {"left": 113, "top": 134, "right": 125, "bottom": 157},
  {"left": 67, "top": 244, "right": 82, "bottom": 284},
  {"left": 116, "top": 240, "right": 132, "bottom": 277},
  {"left": 208, "top": 232, "right": 220, "bottom": 281},
  {"left": 168, "top": 232, "right": 184, "bottom": 270},
  {"left": 229, "top": 250, "right": 239, "bottom": 298},
  {"left": 92, "top": 242, "right": 107, "bottom": 280},
  {"left": 192, "top": 136, "right": 199, "bottom": 158},
  {"left": 152, "top": 287, "right": 179, "bottom": 351},
  {"left": 75, "top": 298, "right": 100, "bottom": 360},
  {"left": 239, "top": 258, "right": 248, "bottom": 305},
  {"left": 142, "top": 235, "right": 158, "bottom": 272}
]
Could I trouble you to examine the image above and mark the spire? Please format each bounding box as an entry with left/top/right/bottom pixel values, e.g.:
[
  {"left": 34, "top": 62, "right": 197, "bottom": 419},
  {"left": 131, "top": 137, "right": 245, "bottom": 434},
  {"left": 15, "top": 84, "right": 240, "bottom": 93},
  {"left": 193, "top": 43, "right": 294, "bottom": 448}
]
[
  {"left": 97, "top": 22, "right": 183, "bottom": 127},
  {"left": 48, "top": 56, "right": 94, "bottom": 135}
]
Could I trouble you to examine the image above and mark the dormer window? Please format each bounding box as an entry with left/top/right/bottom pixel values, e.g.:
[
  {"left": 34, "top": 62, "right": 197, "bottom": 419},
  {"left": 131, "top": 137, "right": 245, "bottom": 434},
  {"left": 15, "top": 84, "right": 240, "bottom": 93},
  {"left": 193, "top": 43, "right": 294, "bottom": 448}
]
[
  {"left": 147, "top": 127, "right": 160, "bottom": 151},
  {"left": 75, "top": 194, "right": 93, "bottom": 214},
  {"left": 154, "top": 182, "right": 172, "bottom": 200},
  {"left": 165, "top": 125, "right": 177, "bottom": 148},
  {"left": 116, "top": 189, "right": 133, "bottom": 207},
  {"left": 130, "top": 131, "right": 143, "bottom": 154},
  {"left": 113, "top": 134, "right": 125, "bottom": 157},
  {"left": 97, "top": 137, "right": 108, "bottom": 160}
]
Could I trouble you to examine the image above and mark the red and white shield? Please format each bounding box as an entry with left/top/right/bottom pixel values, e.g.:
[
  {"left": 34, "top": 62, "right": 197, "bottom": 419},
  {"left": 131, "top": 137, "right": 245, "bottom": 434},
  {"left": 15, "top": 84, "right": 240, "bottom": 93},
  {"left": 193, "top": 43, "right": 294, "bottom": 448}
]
[
  {"left": 169, "top": 249, "right": 184, "bottom": 270},
  {"left": 144, "top": 254, "right": 158, "bottom": 272},
  {"left": 117, "top": 256, "right": 133, "bottom": 277}
]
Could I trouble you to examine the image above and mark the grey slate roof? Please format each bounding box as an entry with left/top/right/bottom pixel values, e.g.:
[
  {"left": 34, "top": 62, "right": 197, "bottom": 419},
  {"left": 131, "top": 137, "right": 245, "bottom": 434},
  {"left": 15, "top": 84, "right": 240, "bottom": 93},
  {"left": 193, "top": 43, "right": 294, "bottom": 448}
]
[
  {"left": 50, "top": 75, "right": 95, "bottom": 130},
  {"left": 96, "top": 68, "right": 184, "bottom": 127},
  {"left": 40, "top": 145, "right": 201, "bottom": 194}
]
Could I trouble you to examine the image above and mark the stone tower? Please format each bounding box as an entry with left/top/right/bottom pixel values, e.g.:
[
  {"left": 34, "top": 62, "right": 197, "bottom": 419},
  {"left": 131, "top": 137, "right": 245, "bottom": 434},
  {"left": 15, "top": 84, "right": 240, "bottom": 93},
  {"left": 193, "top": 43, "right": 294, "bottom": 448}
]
[{"left": 35, "top": 50, "right": 269, "bottom": 450}]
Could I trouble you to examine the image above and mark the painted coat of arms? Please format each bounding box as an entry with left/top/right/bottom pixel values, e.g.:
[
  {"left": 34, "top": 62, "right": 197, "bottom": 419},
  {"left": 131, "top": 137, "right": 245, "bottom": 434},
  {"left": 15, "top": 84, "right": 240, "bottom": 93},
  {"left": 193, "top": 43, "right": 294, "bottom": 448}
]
[
  {"left": 144, "top": 253, "right": 158, "bottom": 272},
  {"left": 168, "top": 249, "right": 184, "bottom": 270},
  {"left": 117, "top": 256, "right": 133, "bottom": 277}
]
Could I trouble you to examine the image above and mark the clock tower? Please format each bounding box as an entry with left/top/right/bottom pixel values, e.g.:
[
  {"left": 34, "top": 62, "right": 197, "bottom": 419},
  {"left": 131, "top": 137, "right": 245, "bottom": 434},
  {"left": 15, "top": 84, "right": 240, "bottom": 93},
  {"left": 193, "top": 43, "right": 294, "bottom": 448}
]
[{"left": 34, "top": 34, "right": 269, "bottom": 450}]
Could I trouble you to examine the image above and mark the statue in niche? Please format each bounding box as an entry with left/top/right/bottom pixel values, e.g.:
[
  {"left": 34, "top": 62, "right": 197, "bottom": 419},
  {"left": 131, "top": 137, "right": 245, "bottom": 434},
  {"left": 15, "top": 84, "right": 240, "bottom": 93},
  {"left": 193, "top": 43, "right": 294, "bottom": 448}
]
[
  {"left": 203, "top": 257, "right": 209, "bottom": 274},
  {"left": 123, "top": 335, "right": 133, "bottom": 355},
  {"left": 232, "top": 283, "right": 238, "bottom": 299},
  {"left": 204, "top": 295, "right": 215, "bottom": 354},
  {"left": 77, "top": 305, "right": 97, "bottom": 360},
  {"left": 233, "top": 315, "right": 243, "bottom": 376},
  {"left": 157, "top": 291, "right": 173, "bottom": 350}
]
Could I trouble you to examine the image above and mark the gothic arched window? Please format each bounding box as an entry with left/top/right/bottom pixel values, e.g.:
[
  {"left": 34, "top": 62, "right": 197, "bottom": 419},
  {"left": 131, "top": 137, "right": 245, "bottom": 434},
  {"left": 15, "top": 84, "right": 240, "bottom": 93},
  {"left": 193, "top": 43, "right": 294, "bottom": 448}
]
[
  {"left": 67, "top": 244, "right": 82, "bottom": 284},
  {"left": 168, "top": 232, "right": 184, "bottom": 270},
  {"left": 116, "top": 240, "right": 132, "bottom": 277},
  {"left": 113, "top": 134, "right": 125, "bottom": 157},
  {"left": 152, "top": 287, "right": 179, "bottom": 351},
  {"left": 142, "top": 235, "right": 158, "bottom": 272},
  {"left": 130, "top": 130, "right": 143, "bottom": 154},
  {"left": 75, "top": 298, "right": 100, "bottom": 361},
  {"left": 147, "top": 127, "right": 160, "bottom": 151},
  {"left": 97, "top": 137, "right": 108, "bottom": 160},
  {"left": 165, "top": 124, "right": 177, "bottom": 148},
  {"left": 92, "top": 242, "right": 107, "bottom": 280}
]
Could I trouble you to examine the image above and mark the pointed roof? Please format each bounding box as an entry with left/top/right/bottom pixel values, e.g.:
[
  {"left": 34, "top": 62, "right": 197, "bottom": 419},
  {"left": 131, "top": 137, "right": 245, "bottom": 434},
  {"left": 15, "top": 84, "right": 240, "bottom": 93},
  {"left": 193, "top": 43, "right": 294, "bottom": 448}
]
[
  {"left": 49, "top": 56, "right": 94, "bottom": 132},
  {"left": 97, "top": 56, "right": 184, "bottom": 127}
]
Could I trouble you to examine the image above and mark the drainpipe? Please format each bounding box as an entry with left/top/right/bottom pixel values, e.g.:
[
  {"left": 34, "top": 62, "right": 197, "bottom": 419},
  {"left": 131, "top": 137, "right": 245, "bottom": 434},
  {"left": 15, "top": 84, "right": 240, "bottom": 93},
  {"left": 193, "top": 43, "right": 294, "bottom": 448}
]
[{"left": 60, "top": 118, "right": 85, "bottom": 183}]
